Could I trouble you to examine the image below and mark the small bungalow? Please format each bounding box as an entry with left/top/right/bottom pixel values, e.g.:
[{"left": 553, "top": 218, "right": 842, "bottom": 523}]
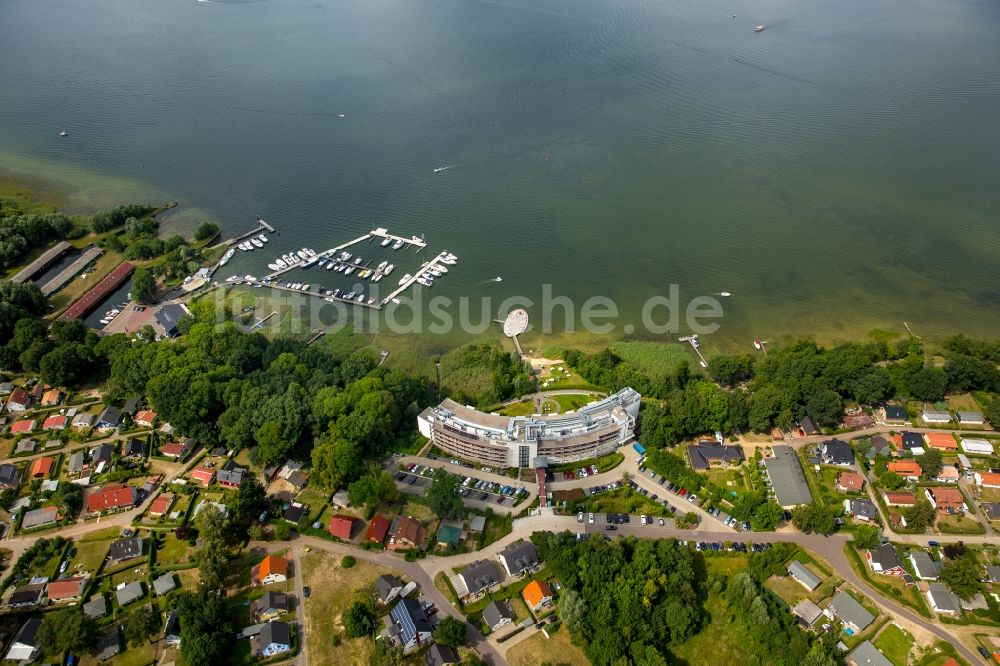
[
  {"left": 327, "top": 514, "right": 356, "bottom": 540},
  {"left": 253, "top": 621, "right": 292, "bottom": 657},
  {"left": 437, "top": 519, "right": 463, "bottom": 548},
  {"left": 122, "top": 438, "right": 145, "bottom": 460},
  {"left": 115, "top": 581, "right": 145, "bottom": 607},
  {"left": 787, "top": 561, "right": 822, "bottom": 591},
  {"left": 836, "top": 472, "right": 865, "bottom": 492},
  {"left": 909, "top": 551, "right": 940, "bottom": 581},
  {"left": 21, "top": 505, "right": 58, "bottom": 530},
  {"left": 283, "top": 502, "right": 306, "bottom": 524},
  {"left": 846, "top": 641, "right": 893, "bottom": 666},
  {"left": 800, "top": 416, "right": 821, "bottom": 435},
  {"left": 42, "top": 414, "right": 68, "bottom": 431},
  {"left": 108, "top": 537, "right": 146, "bottom": 563},
  {"left": 935, "top": 466, "right": 960, "bottom": 483},
  {"left": 866, "top": 544, "right": 906, "bottom": 576},
  {"left": 688, "top": 441, "right": 744, "bottom": 469},
  {"left": 391, "top": 516, "right": 426, "bottom": 550},
  {"left": 375, "top": 575, "right": 405, "bottom": 605},
  {"left": 190, "top": 466, "right": 215, "bottom": 487},
  {"left": 134, "top": 410, "right": 158, "bottom": 427},
  {"left": 4, "top": 618, "right": 42, "bottom": 662},
  {"left": 819, "top": 439, "right": 854, "bottom": 466},
  {"left": 792, "top": 599, "right": 822, "bottom": 628},
  {"left": 921, "top": 409, "right": 952, "bottom": 424},
  {"left": 926, "top": 583, "right": 961, "bottom": 615},
  {"left": 8, "top": 584, "right": 45, "bottom": 608},
  {"left": 425, "top": 644, "right": 461, "bottom": 666},
  {"left": 10, "top": 419, "right": 36, "bottom": 435},
  {"left": 30, "top": 456, "right": 55, "bottom": 479},
  {"left": 148, "top": 493, "right": 175, "bottom": 517},
  {"left": 72, "top": 412, "right": 95, "bottom": 429},
  {"left": 880, "top": 405, "right": 908, "bottom": 423},
  {"left": 96, "top": 629, "right": 122, "bottom": 661},
  {"left": 164, "top": 610, "right": 182, "bottom": 646},
  {"left": 924, "top": 432, "right": 957, "bottom": 451},
  {"left": 974, "top": 472, "right": 1000, "bottom": 489},
  {"left": 961, "top": 438, "right": 994, "bottom": 455},
  {"left": 366, "top": 515, "right": 391, "bottom": 544},
  {"left": 482, "top": 600, "right": 515, "bottom": 632},
  {"left": 91, "top": 443, "right": 116, "bottom": 466},
  {"left": 254, "top": 591, "right": 289, "bottom": 620},
  {"left": 826, "top": 590, "right": 874, "bottom": 633},
  {"left": 84, "top": 595, "right": 109, "bottom": 619},
  {"left": 5, "top": 387, "right": 32, "bottom": 413},
  {"left": 96, "top": 406, "right": 122, "bottom": 430},
  {"left": 153, "top": 573, "right": 177, "bottom": 596},
  {"left": 217, "top": 468, "right": 245, "bottom": 488},
  {"left": 46, "top": 576, "right": 88, "bottom": 602},
  {"left": 0, "top": 463, "right": 20, "bottom": 488},
  {"left": 252, "top": 555, "right": 288, "bottom": 586},
  {"left": 887, "top": 460, "right": 922, "bottom": 480},
  {"left": 883, "top": 491, "right": 917, "bottom": 506},
  {"left": 957, "top": 411, "right": 984, "bottom": 425},
  {"left": 896, "top": 431, "right": 925, "bottom": 455},
  {"left": 843, "top": 498, "right": 878, "bottom": 522},
  {"left": 86, "top": 484, "right": 137, "bottom": 514},
  {"left": 41, "top": 389, "right": 63, "bottom": 407}
]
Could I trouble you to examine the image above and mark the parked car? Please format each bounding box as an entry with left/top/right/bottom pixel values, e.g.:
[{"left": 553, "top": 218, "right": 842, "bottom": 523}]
[
  {"left": 605, "top": 525, "right": 616, "bottom": 531},
  {"left": 578, "top": 512, "right": 584, "bottom": 523},
  {"left": 640, "top": 515, "right": 648, "bottom": 525},
  {"left": 588, "top": 513, "right": 595, "bottom": 524}
]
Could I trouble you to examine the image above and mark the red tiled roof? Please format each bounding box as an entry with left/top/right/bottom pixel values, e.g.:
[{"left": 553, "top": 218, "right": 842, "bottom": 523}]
[
  {"left": 837, "top": 472, "right": 865, "bottom": 491},
  {"left": 135, "top": 410, "right": 157, "bottom": 425},
  {"left": 328, "top": 514, "right": 355, "bottom": 540},
  {"left": 924, "top": 432, "right": 957, "bottom": 449},
  {"left": 42, "top": 415, "right": 68, "bottom": 430},
  {"left": 883, "top": 491, "right": 917, "bottom": 505},
  {"left": 149, "top": 493, "right": 175, "bottom": 516},
  {"left": 46, "top": 577, "right": 86, "bottom": 600},
  {"left": 191, "top": 467, "right": 214, "bottom": 485},
  {"left": 365, "top": 515, "right": 390, "bottom": 543},
  {"left": 160, "top": 442, "right": 185, "bottom": 456},
  {"left": 41, "top": 389, "right": 62, "bottom": 406},
  {"left": 523, "top": 580, "right": 553, "bottom": 608},
  {"left": 7, "top": 387, "right": 29, "bottom": 408},
  {"left": 255, "top": 555, "right": 288, "bottom": 582},
  {"left": 86, "top": 484, "right": 136, "bottom": 512},
  {"left": 927, "top": 487, "right": 963, "bottom": 508},
  {"left": 888, "top": 460, "right": 922, "bottom": 477},
  {"left": 60, "top": 261, "right": 134, "bottom": 320},
  {"left": 10, "top": 419, "right": 35, "bottom": 434},
  {"left": 976, "top": 472, "right": 1000, "bottom": 487},
  {"left": 31, "top": 457, "right": 55, "bottom": 478}
]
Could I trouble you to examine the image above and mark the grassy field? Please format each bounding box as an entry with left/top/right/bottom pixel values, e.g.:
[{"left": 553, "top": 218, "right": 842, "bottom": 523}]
[
  {"left": 69, "top": 527, "right": 120, "bottom": 574},
  {"left": 300, "top": 552, "right": 392, "bottom": 666},
  {"left": 609, "top": 341, "right": 702, "bottom": 382},
  {"left": 507, "top": 626, "right": 590, "bottom": 666},
  {"left": 671, "top": 591, "right": 754, "bottom": 665},
  {"left": 546, "top": 451, "right": 624, "bottom": 475},
  {"left": 937, "top": 513, "right": 986, "bottom": 535},
  {"left": 497, "top": 400, "right": 538, "bottom": 417},
  {"left": 400, "top": 501, "right": 435, "bottom": 522},
  {"left": 873, "top": 623, "right": 915, "bottom": 666},
  {"left": 155, "top": 533, "right": 195, "bottom": 567},
  {"left": 701, "top": 467, "right": 748, "bottom": 491},
  {"left": 946, "top": 393, "right": 982, "bottom": 412},
  {"left": 580, "top": 487, "right": 673, "bottom": 518},
  {"left": 552, "top": 393, "right": 591, "bottom": 412}
]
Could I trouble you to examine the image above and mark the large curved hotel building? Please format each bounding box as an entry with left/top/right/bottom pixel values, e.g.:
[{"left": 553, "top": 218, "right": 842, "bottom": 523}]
[{"left": 417, "top": 388, "right": 641, "bottom": 468}]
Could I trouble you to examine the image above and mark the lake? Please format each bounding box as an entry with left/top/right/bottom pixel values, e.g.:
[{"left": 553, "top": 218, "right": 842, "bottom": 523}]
[{"left": 2, "top": 0, "right": 999, "bottom": 352}]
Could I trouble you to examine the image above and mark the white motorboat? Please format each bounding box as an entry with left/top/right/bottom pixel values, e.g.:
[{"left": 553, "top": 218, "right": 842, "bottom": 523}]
[
  {"left": 342, "top": 252, "right": 352, "bottom": 261},
  {"left": 296, "top": 250, "right": 309, "bottom": 260},
  {"left": 416, "top": 277, "right": 432, "bottom": 287},
  {"left": 59, "top": 130, "right": 69, "bottom": 137},
  {"left": 356, "top": 294, "right": 365, "bottom": 302},
  {"left": 429, "top": 269, "right": 441, "bottom": 277},
  {"left": 398, "top": 274, "right": 412, "bottom": 285},
  {"left": 373, "top": 274, "right": 383, "bottom": 282},
  {"left": 219, "top": 249, "right": 235, "bottom": 266},
  {"left": 353, "top": 256, "right": 362, "bottom": 265},
  {"left": 344, "top": 266, "right": 355, "bottom": 276},
  {"left": 303, "top": 248, "right": 316, "bottom": 257},
  {"left": 719, "top": 291, "right": 732, "bottom": 297},
  {"left": 381, "top": 237, "right": 392, "bottom": 247},
  {"left": 251, "top": 238, "right": 264, "bottom": 248},
  {"left": 267, "top": 263, "right": 280, "bottom": 271},
  {"left": 392, "top": 239, "right": 404, "bottom": 250},
  {"left": 384, "top": 263, "right": 395, "bottom": 275},
  {"left": 367, "top": 296, "right": 376, "bottom": 305},
  {"left": 434, "top": 265, "right": 448, "bottom": 273},
  {"left": 258, "top": 234, "right": 268, "bottom": 243},
  {"left": 377, "top": 260, "right": 388, "bottom": 272},
  {"left": 275, "top": 259, "right": 287, "bottom": 268},
  {"left": 100, "top": 319, "right": 111, "bottom": 325},
  {"left": 391, "top": 298, "right": 401, "bottom": 304}
]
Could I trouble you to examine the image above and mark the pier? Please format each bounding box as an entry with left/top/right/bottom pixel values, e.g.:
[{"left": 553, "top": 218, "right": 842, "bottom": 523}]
[
  {"left": 679, "top": 334, "right": 708, "bottom": 368},
  {"left": 369, "top": 227, "right": 426, "bottom": 249},
  {"left": 263, "top": 232, "right": 372, "bottom": 280},
  {"left": 248, "top": 311, "right": 278, "bottom": 331},
  {"left": 218, "top": 217, "right": 276, "bottom": 248},
  {"left": 379, "top": 250, "right": 450, "bottom": 306}
]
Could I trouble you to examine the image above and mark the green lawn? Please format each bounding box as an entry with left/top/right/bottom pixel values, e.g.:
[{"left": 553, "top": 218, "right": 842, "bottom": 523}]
[
  {"left": 552, "top": 393, "right": 591, "bottom": 412},
  {"left": 610, "top": 341, "right": 703, "bottom": 382},
  {"left": 154, "top": 533, "right": 194, "bottom": 567},
  {"left": 496, "top": 400, "right": 538, "bottom": 417},
  {"left": 873, "top": 623, "right": 915, "bottom": 666},
  {"left": 580, "top": 487, "right": 672, "bottom": 517}
]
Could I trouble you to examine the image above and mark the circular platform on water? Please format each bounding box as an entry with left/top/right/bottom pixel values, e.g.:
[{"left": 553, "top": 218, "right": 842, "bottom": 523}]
[{"left": 503, "top": 308, "right": 529, "bottom": 337}]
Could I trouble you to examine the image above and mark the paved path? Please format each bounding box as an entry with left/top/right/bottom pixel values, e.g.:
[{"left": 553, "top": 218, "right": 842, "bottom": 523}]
[{"left": 291, "top": 547, "right": 309, "bottom": 666}]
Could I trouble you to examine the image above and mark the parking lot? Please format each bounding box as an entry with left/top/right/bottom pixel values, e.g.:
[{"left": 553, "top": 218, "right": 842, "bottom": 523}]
[
  {"left": 392, "top": 462, "right": 529, "bottom": 512},
  {"left": 635, "top": 464, "right": 745, "bottom": 531}
]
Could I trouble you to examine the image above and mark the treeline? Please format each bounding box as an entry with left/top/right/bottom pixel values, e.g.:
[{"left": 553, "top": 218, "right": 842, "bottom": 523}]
[
  {"left": 89, "top": 203, "right": 154, "bottom": 233},
  {"left": 441, "top": 341, "right": 535, "bottom": 407},
  {"left": 0, "top": 212, "right": 75, "bottom": 270}
]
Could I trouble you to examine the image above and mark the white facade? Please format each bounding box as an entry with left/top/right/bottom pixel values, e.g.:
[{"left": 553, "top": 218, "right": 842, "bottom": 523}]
[
  {"left": 961, "top": 438, "right": 994, "bottom": 455},
  {"left": 922, "top": 410, "right": 952, "bottom": 423}
]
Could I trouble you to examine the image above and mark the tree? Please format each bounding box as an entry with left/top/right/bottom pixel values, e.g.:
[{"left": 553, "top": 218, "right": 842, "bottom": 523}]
[
  {"left": 341, "top": 555, "right": 356, "bottom": 568},
  {"left": 253, "top": 421, "right": 292, "bottom": 468},
  {"left": 433, "top": 616, "right": 468, "bottom": 646},
  {"left": 902, "top": 501, "right": 936, "bottom": 532},
  {"left": 805, "top": 388, "right": 843, "bottom": 426},
  {"left": 853, "top": 524, "right": 881, "bottom": 550},
  {"left": 750, "top": 501, "right": 784, "bottom": 531},
  {"left": 194, "top": 222, "right": 219, "bottom": 241},
  {"left": 37, "top": 609, "right": 97, "bottom": 656},
  {"left": 56, "top": 482, "right": 84, "bottom": 516},
  {"left": 426, "top": 468, "right": 465, "bottom": 519},
  {"left": 941, "top": 553, "right": 983, "bottom": 600},
  {"left": 40, "top": 343, "right": 91, "bottom": 386},
  {"left": 175, "top": 591, "right": 232, "bottom": 666},
  {"left": 344, "top": 599, "right": 375, "bottom": 637},
  {"left": 226, "top": 476, "right": 269, "bottom": 524},
  {"left": 311, "top": 438, "right": 362, "bottom": 491},
  {"left": 904, "top": 365, "right": 947, "bottom": 401},
  {"left": 194, "top": 503, "right": 229, "bottom": 590},
  {"left": 791, "top": 503, "right": 836, "bottom": 535},
  {"left": 370, "top": 638, "right": 404, "bottom": 666},
  {"left": 347, "top": 470, "right": 400, "bottom": 510},
  {"left": 131, "top": 268, "right": 156, "bottom": 304},
  {"left": 916, "top": 448, "right": 943, "bottom": 478},
  {"left": 558, "top": 588, "right": 587, "bottom": 631},
  {"left": 124, "top": 604, "right": 162, "bottom": 647}
]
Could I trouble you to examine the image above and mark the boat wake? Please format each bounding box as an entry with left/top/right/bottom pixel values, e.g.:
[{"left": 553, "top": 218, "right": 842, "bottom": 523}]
[
  {"left": 433, "top": 165, "right": 454, "bottom": 173},
  {"left": 480, "top": 276, "right": 502, "bottom": 284}
]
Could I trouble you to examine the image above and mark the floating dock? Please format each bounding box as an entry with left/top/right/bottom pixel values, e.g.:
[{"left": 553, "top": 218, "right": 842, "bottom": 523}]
[{"left": 379, "top": 250, "right": 451, "bottom": 305}]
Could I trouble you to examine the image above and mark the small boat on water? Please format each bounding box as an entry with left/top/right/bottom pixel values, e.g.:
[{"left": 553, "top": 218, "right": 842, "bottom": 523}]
[
  {"left": 317, "top": 259, "right": 326, "bottom": 268},
  {"left": 373, "top": 274, "right": 383, "bottom": 282},
  {"left": 377, "top": 260, "right": 388, "bottom": 272},
  {"left": 429, "top": 269, "right": 441, "bottom": 277},
  {"left": 303, "top": 248, "right": 316, "bottom": 257},
  {"left": 391, "top": 297, "right": 401, "bottom": 305},
  {"left": 344, "top": 266, "right": 355, "bottom": 276},
  {"left": 275, "top": 258, "right": 287, "bottom": 268},
  {"left": 296, "top": 250, "right": 309, "bottom": 260},
  {"left": 433, "top": 165, "right": 453, "bottom": 173},
  {"left": 381, "top": 237, "right": 392, "bottom": 247},
  {"left": 398, "top": 274, "right": 412, "bottom": 285},
  {"left": 258, "top": 234, "right": 268, "bottom": 243},
  {"left": 392, "top": 239, "right": 404, "bottom": 250},
  {"left": 754, "top": 24, "right": 766, "bottom": 32},
  {"left": 434, "top": 265, "right": 448, "bottom": 273},
  {"left": 267, "top": 263, "right": 280, "bottom": 272},
  {"left": 416, "top": 277, "right": 433, "bottom": 287},
  {"left": 251, "top": 238, "right": 264, "bottom": 248},
  {"left": 353, "top": 256, "right": 363, "bottom": 265},
  {"left": 59, "top": 130, "right": 69, "bottom": 137},
  {"left": 219, "top": 249, "right": 235, "bottom": 266},
  {"left": 719, "top": 291, "right": 731, "bottom": 297},
  {"left": 384, "top": 263, "right": 395, "bottom": 275},
  {"left": 326, "top": 262, "right": 335, "bottom": 270},
  {"left": 367, "top": 296, "right": 376, "bottom": 305}
]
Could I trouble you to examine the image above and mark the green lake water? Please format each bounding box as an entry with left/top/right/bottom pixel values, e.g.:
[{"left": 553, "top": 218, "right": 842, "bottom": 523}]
[{"left": 2, "top": 0, "right": 999, "bottom": 351}]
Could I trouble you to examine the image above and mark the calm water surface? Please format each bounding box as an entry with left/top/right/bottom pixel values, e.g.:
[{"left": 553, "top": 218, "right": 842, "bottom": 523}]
[{"left": 2, "top": 0, "right": 999, "bottom": 349}]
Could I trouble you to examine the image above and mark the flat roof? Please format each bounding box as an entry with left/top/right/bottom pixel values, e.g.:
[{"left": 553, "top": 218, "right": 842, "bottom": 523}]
[
  {"left": 11, "top": 241, "right": 72, "bottom": 283},
  {"left": 764, "top": 445, "right": 813, "bottom": 507}
]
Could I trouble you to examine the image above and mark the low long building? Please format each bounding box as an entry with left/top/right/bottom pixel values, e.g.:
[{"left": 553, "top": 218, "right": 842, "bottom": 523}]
[
  {"left": 59, "top": 261, "right": 134, "bottom": 321},
  {"left": 417, "top": 388, "right": 640, "bottom": 468}
]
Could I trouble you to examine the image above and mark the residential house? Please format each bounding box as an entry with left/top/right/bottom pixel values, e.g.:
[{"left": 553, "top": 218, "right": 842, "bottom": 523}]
[
  {"left": 787, "top": 561, "right": 822, "bottom": 591},
  {"left": 96, "top": 629, "right": 122, "bottom": 661},
  {"left": 122, "top": 398, "right": 139, "bottom": 415},
  {"left": 846, "top": 641, "right": 893, "bottom": 666},
  {"left": 155, "top": 303, "right": 190, "bottom": 337},
  {"left": 134, "top": 410, "right": 158, "bottom": 427},
  {"left": 909, "top": 551, "right": 940, "bottom": 581},
  {"left": 868, "top": 435, "right": 894, "bottom": 459},
  {"left": 392, "top": 516, "right": 426, "bottom": 550},
  {"left": 826, "top": 590, "right": 875, "bottom": 633},
  {"left": 880, "top": 405, "right": 908, "bottom": 423},
  {"left": 819, "top": 439, "right": 854, "bottom": 466},
  {"left": 388, "top": 598, "right": 433, "bottom": 652},
  {"left": 159, "top": 441, "right": 189, "bottom": 458},
  {"left": 425, "top": 644, "right": 461, "bottom": 666},
  {"left": 328, "top": 514, "right": 356, "bottom": 540},
  {"left": 153, "top": 573, "right": 177, "bottom": 596},
  {"left": 4, "top": 618, "right": 42, "bottom": 662},
  {"left": 926, "top": 583, "right": 961, "bottom": 615},
  {"left": 896, "top": 432, "right": 925, "bottom": 455},
  {"left": 883, "top": 491, "right": 917, "bottom": 506},
  {"left": 13, "top": 439, "right": 36, "bottom": 455},
  {"left": 800, "top": 416, "right": 821, "bottom": 435},
  {"left": 42, "top": 414, "right": 67, "bottom": 431},
  {"left": 922, "top": 409, "right": 952, "bottom": 424},
  {"left": 0, "top": 382, "right": 12, "bottom": 395},
  {"left": 148, "top": 493, "right": 175, "bottom": 517},
  {"left": 437, "top": 520, "right": 463, "bottom": 548},
  {"left": 40, "top": 389, "right": 63, "bottom": 407},
  {"left": 924, "top": 432, "right": 957, "bottom": 451},
  {"left": 164, "top": 611, "right": 182, "bottom": 646},
  {"left": 887, "top": 460, "right": 922, "bottom": 480},
  {"left": 764, "top": 445, "right": 814, "bottom": 507},
  {"left": 985, "top": 565, "right": 1000, "bottom": 584},
  {"left": 83, "top": 595, "right": 109, "bottom": 619},
  {"left": 30, "top": 456, "right": 54, "bottom": 479},
  {"left": 961, "top": 438, "right": 994, "bottom": 455},
  {"left": 0, "top": 463, "right": 19, "bottom": 488},
  {"left": 46, "top": 576, "right": 88, "bottom": 602},
  {"left": 366, "top": 515, "right": 391, "bottom": 544},
  {"left": 10, "top": 419, "right": 35, "bottom": 435},
  {"left": 688, "top": 441, "right": 744, "bottom": 470},
  {"left": 8, "top": 584, "right": 45, "bottom": 608},
  {"left": 86, "top": 484, "right": 137, "bottom": 514},
  {"left": 21, "top": 505, "right": 58, "bottom": 530},
  {"left": 925, "top": 487, "right": 964, "bottom": 513},
  {"left": 469, "top": 515, "right": 486, "bottom": 533},
  {"left": 867, "top": 544, "right": 906, "bottom": 576},
  {"left": 458, "top": 560, "right": 500, "bottom": 598},
  {"left": 254, "top": 591, "right": 289, "bottom": 620},
  {"left": 498, "top": 540, "right": 540, "bottom": 578},
  {"left": 116, "top": 581, "right": 145, "bottom": 607},
  {"left": 5, "top": 387, "right": 32, "bottom": 413},
  {"left": 122, "top": 438, "right": 145, "bottom": 460},
  {"left": 935, "top": 466, "right": 960, "bottom": 483},
  {"left": 522, "top": 579, "right": 554, "bottom": 611},
  {"left": 975, "top": 472, "right": 1000, "bottom": 489},
  {"left": 217, "top": 468, "right": 245, "bottom": 488},
  {"left": 844, "top": 498, "right": 878, "bottom": 522},
  {"left": 108, "top": 537, "right": 146, "bottom": 563},
  {"left": 792, "top": 599, "right": 822, "bottom": 627},
  {"left": 252, "top": 555, "right": 288, "bottom": 586},
  {"left": 836, "top": 472, "right": 865, "bottom": 492},
  {"left": 96, "top": 406, "right": 122, "bottom": 430},
  {"left": 957, "top": 410, "right": 984, "bottom": 425},
  {"left": 482, "top": 600, "right": 515, "bottom": 631},
  {"left": 72, "top": 412, "right": 94, "bottom": 429},
  {"left": 283, "top": 502, "right": 306, "bottom": 524},
  {"left": 190, "top": 466, "right": 215, "bottom": 486},
  {"left": 91, "top": 443, "right": 115, "bottom": 466},
  {"left": 375, "top": 575, "right": 405, "bottom": 605}
]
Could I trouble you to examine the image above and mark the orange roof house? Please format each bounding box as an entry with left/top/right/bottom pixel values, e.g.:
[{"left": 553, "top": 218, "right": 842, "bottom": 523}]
[
  {"left": 41, "top": 389, "right": 63, "bottom": 407},
  {"left": 42, "top": 414, "right": 68, "bottom": 431},
  {"left": 836, "top": 472, "right": 865, "bottom": 492},
  {"left": 390, "top": 516, "right": 426, "bottom": 550},
  {"left": 190, "top": 467, "right": 215, "bottom": 486},
  {"left": 327, "top": 514, "right": 356, "bottom": 540},
  {"left": 252, "top": 555, "right": 288, "bottom": 586},
  {"left": 135, "top": 410, "right": 158, "bottom": 427},
  {"left": 10, "top": 419, "right": 35, "bottom": 434},
  {"left": 365, "top": 515, "right": 390, "bottom": 544},
  {"left": 522, "top": 580, "right": 554, "bottom": 610},
  {"left": 85, "top": 484, "right": 137, "bottom": 513},
  {"left": 883, "top": 491, "right": 917, "bottom": 506},
  {"left": 924, "top": 432, "right": 957, "bottom": 450},
  {"left": 975, "top": 472, "right": 1000, "bottom": 489},
  {"left": 159, "top": 441, "right": 185, "bottom": 457},
  {"left": 887, "top": 460, "right": 922, "bottom": 479},
  {"left": 30, "top": 457, "right": 55, "bottom": 479},
  {"left": 148, "top": 493, "right": 175, "bottom": 517},
  {"left": 925, "top": 487, "right": 964, "bottom": 512},
  {"left": 45, "top": 576, "right": 88, "bottom": 601}
]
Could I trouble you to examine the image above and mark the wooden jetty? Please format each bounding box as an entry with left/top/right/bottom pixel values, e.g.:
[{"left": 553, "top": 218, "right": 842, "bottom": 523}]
[
  {"left": 679, "top": 334, "right": 708, "bottom": 368},
  {"left": 379, "top": 250, "right": 450, "bottom": 305},
  {"left": 248, "top": 310, "right": 278, "bottom": 331},
  {"left": 220, "top": 217, "right": 275, "bottom": 248}
]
